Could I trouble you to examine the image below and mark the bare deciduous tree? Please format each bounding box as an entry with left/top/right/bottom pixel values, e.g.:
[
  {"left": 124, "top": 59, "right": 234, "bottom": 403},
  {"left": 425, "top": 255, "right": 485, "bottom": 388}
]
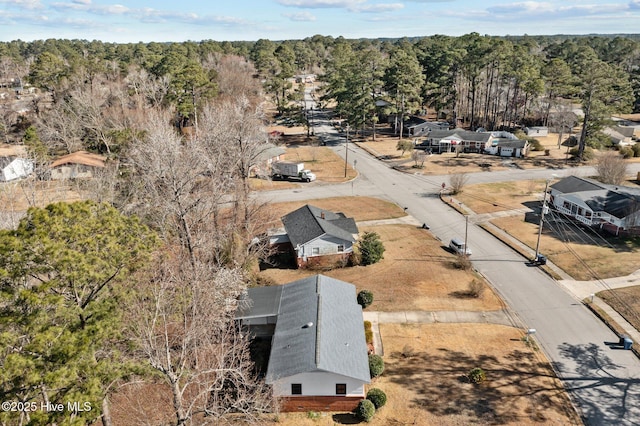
[
  {"left": 449, "top": 172, "right": 469, "bottom": 194},
  {"left": 596, "top": 151, "right": 628, "bottom": 185},
  {"left": 129, "top": 250, "right": 273, "bottom": 426},
  {"left": 411, "top": 149, "right": 426, "bottom": 168}
]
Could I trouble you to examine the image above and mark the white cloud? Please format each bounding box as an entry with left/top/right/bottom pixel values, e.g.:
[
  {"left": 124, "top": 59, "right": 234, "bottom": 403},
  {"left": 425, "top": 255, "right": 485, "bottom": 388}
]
[
  {"left": 284, "top": 11, "right": 317, "bottom": 21},
  {"left": 0, "top": 0, "right": 42, "bottom": 9},
  {"left": 72, "top": 0, "right": 91, "bottom": 4},
  {"left": 352, "top": 3, "right": 404, "bottom": 12},
  {"left": 277, "top": 0, "right": 366, "bottom": 8}
]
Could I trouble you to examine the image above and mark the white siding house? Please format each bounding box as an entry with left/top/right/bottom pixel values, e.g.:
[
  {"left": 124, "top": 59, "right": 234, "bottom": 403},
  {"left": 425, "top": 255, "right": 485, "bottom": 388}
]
[
  {"left": 236, "top": 275, "right": 370, "bottom": 412},
  {"left": 271, "top": 371, "right": 366, "bottom": 397},
  {"left": 549, "top": 176, "right": 640, "bottom": 235},
  {"left": 281, "top": 205, "right": 358, "bottom": 268}
]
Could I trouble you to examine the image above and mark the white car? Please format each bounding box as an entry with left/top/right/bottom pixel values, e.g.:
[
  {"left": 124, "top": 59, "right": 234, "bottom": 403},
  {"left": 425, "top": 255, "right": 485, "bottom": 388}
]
[{"left": 449, "top": 238, "right": 471, "bottom": 256}]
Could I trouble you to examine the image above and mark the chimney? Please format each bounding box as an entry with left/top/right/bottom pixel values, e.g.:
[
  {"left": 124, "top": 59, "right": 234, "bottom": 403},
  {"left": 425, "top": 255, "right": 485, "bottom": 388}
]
[{"left": 321, "top": 212, "right": 325, "bottom": 219}]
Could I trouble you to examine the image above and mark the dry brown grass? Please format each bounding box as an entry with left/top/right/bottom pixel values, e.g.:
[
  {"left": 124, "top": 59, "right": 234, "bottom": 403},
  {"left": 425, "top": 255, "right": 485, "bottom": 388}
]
[
  {"left": 598, "top": 286, "right": 640, "bottom": 332},
  {"left": 367, "top": 323, "right": 580, "bottom": 426},
  {"left": 268, "top": 324, "right": 580, "bottom": 426},
  {"left": 490, "top": 216, "right": 640, "bottom": 280},
  {"left": 249, "top": 133, "right": 356, "bottom": 190},
  {"left": 260, "top": 224, "right": 504, "bottom": 312},
  {"left": 454, "top": 180, "right": 548, "bottom": 214},
  {"left": 0, "top": 179, "right": 83, "bottom": 212}
]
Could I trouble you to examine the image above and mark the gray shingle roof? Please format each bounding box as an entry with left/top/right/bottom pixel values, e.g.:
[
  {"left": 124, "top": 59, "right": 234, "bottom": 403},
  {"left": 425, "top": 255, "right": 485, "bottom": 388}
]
[
  {"left": 281, "top": 205, "right": 358, "bottom": 248},
  {"left": 263, "top": 275, "right": 370, "bottom": 384},
  {"left": 552, "top": 176, "right": 640, "bottom": 219},
  {"left": 427, "top": 129, "right": 494, "bottom": 143},
  {"left": 550, "top": 176, "right": 606, "bottom": 194},
  {"left": 236, "top": 286, "right": 283, "bottom": 320}
]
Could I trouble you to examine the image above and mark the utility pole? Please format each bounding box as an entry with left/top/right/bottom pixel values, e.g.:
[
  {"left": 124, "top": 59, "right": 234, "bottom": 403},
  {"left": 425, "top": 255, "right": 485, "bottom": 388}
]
[
  {"left": 534, "top": 179, "right": 551, "bottom": 260},
  {"left": 344, "top": 123, "right": 349, "bottom": 178},
  {"left": 464, "top": 214, "right": 469, "bottom": 255}
]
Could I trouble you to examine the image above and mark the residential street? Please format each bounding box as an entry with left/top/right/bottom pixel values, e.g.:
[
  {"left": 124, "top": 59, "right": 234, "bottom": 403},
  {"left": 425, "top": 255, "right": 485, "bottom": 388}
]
[{"left": 261, "top": 105, "right": 640, "bottom": 425}]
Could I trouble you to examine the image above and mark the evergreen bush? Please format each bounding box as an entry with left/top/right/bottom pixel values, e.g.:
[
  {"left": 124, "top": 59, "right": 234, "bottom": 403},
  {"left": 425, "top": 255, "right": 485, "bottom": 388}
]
[
  {"left": 368, "top": 354, "right": 385, "bottom": 378},
  {"left": 355, "top": 399, "right": 376, "bottom": 422},
  {"left": 358, "top": 231, "right": 385, "bottom": 266},
  {"left": 366, "top": 388, "right": 387, "bottom": 409},
  {"left": 357, "top": 289, "right": 374, "bottom": 309}
]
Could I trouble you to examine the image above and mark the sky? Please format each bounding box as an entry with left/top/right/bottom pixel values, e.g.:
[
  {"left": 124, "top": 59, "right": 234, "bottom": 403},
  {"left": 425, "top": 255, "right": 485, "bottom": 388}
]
[{"left": 1, "top": 0, "right": 639, "bottom": 43}]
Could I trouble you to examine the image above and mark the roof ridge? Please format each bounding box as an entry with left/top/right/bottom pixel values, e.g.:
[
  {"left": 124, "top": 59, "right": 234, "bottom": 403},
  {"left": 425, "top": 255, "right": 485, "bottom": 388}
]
[{"left": 315, "top": 292, "right": 321, "bottom": 367}]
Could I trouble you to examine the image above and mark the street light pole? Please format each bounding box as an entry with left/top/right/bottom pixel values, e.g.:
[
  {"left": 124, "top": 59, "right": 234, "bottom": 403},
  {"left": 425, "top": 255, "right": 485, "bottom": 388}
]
[
  {"left": 534, "top": 179, "right": 551, "bottom": 260},
  {"left": 344, "top": 123, "right": 349, "bottom": 178}
]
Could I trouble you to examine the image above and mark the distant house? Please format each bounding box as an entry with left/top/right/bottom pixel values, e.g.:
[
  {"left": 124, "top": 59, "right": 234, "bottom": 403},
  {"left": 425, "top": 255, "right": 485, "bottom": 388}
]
[
  {"left": 294, "top": 74, "right": 317, "bottom": 84},
  {"left": 549, "top": 176, "right": 640, "bottom": 236},
  {"left": 603, "top": 126, "right": 635, "bottom": 147},
  {"left": 483, "top": 138, "right": 530, "bottom": 158},
  {"left": 390, "top": 115, "right": 449, "bottom": 137},
  {"left": 251, "top": 143, "right": 286, "bottom": 179},
  {"left": 281, "top": 204, "right": 359, "bottom": 268},
  {"left": 236, "top": 274, "right": 370, "bottom": 412},
  {"left": 49, "top": 151, "right": 106, "bottom": 180},
  {"left": 417, "top": 129, "right": 529, "bottom": 157},
  {"left": 0, "top": 157, "right": 33, "bottom": 182},
  {"left": 524, "top": 126, "right": 548, "bottom": 137}
]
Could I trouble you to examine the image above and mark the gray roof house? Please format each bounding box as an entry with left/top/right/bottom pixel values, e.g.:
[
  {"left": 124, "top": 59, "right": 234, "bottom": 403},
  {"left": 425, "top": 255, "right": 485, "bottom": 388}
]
[
  {"left": 549, "top": 176, "right": 640, "bottom": 235},
  {"left": 236, "top": 275, "right": 370, "bottom": 411},
  {"left": 281, "top": 204, "right": 358, "bottom": 268}
]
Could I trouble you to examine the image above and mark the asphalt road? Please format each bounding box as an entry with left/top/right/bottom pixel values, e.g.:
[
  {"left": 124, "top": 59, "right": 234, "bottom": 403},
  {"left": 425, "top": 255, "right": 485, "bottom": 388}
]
[{"left": 262, "top": 107, "right": 640, "bottom": 425}]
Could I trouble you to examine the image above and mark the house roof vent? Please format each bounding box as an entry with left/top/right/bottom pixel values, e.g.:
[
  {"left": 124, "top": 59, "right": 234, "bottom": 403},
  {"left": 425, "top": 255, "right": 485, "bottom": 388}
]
[{"left": 302, "top": 322, "right": 314, "bottom": 329}]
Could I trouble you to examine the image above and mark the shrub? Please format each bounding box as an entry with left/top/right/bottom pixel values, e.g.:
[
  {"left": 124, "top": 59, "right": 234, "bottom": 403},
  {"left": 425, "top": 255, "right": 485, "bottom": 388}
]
[
  {"left": 620, "top": 146, "right": 634, "bottom": 159},
  {"left": 401, "top": 344, "right": 415, "bottom": 358},
  {"left": 355, "top": 399, "right": 376, "bottom": 422},
  {"left": 468, "top": 367, "right": 486, "bottom": 384},
  {"left": 452, "top": 254, "right": 472, "bottom": 271},
  {"left": 306, "top": 411, "right": 321, "bottom": 419},
  {"left": 365, "top": 329, "right": 374, "bottom": 344},
  {"left": 364, "top": 321, "right": 373, "bottom": 344},
  {"left": 358, "top": 232, "right": 385, "bottom": 266},
  {"left": 569, "top": 146, "right": 594, "bottom": 161},
  {"left": 368, "top": 354, "right": 385, "bottom": 378},
  {"left": 530, "top": 139, "right": 544, "bottom": 151},
  {"left": 366, "top": 388, "right": 387, "bottom": 409},
  {"left": 467, "top": 279, "right": 484, "bottom": 298},
  {"left": 357, "top": 289, "right": 374, "bottom": 309},
  {"left": 632, "top": 143, "right": 640, "bottom": 158}
]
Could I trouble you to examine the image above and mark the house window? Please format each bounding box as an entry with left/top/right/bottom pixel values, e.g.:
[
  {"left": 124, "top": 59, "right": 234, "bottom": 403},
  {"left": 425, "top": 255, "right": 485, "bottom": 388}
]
[
  {"left": 291, "top": 384, "right": 302, "bottom": 395},
  {"left": 337, "top": 244, "right": 345, "bottom": 252},
  {"left": 336, "top": 384, "right": 347, "bottom": 395},
  {"left": 312, "top": 247, "right": 320, "bottom": 255}
]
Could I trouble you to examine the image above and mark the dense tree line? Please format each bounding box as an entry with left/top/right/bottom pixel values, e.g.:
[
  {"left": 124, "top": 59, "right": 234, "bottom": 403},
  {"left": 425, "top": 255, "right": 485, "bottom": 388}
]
[{"left": 2, "top": 33, "right": 636, "bottom": 160}]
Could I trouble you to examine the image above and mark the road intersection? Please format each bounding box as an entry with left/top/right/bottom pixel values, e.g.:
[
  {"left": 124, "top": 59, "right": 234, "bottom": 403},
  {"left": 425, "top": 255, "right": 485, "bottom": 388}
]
[{"left": 263, "top": 103, "right": 640, "bottom": 425}]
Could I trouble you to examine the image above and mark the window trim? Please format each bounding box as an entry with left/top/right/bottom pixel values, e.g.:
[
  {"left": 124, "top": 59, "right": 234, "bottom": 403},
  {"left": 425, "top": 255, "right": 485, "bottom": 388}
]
[
  {"left": 312, "top": 247, "right": 320, "bottom": 255},
  {"left": 336, "top": 383, "right": 347, "bottom": 395}
]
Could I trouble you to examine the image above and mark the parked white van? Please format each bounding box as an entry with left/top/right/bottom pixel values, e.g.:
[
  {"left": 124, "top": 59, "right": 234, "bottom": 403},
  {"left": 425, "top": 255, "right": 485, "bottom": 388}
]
[{"left": 449, "top": 237, "right": 471, "bottom": 256}]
